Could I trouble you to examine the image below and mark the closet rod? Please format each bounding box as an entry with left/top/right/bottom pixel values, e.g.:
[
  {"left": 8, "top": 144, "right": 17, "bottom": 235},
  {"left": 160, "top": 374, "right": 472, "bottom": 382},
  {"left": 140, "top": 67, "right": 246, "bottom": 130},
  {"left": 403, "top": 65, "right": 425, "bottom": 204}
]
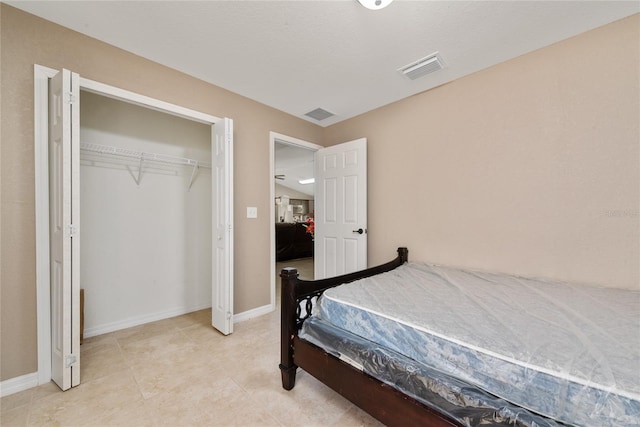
[{"left": 80, "top": 142, "right": 212, "bottom": 169}]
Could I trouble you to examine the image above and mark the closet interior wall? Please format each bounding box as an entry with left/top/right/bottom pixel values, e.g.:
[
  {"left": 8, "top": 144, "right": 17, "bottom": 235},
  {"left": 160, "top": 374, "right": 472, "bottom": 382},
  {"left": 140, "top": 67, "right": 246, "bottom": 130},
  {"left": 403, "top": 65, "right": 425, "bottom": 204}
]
[{"left": 80, "top": 91, "right": 212, "bottom": 337}]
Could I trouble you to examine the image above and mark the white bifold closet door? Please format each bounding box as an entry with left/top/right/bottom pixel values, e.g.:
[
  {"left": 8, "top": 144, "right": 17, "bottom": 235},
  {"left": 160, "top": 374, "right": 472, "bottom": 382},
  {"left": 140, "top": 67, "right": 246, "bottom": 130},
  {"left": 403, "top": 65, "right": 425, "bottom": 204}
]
[
  {"left": 212, "top": 118, "right": 234, "bottom": 335},
  {"left": 49, "top": 68, "right": 81, "bottom": 391},
  {"left": 47, "top": 68, "right": 234, "bottom": 391}
]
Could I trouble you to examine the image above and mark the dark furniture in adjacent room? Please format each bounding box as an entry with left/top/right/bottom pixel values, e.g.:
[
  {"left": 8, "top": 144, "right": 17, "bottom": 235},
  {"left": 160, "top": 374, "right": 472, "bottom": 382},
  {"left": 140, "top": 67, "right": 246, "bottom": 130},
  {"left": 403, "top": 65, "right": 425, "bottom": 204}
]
[{"left": 275, "top": 222, "right": 313, "bottom": 262}]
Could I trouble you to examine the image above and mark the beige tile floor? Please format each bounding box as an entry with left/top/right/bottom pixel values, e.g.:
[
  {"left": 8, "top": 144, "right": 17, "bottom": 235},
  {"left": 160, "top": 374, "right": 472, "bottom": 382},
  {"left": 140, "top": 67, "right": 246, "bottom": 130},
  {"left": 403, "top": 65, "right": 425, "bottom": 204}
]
[{"left": 2, "top": 258, "right": 383, "bottom": 426}]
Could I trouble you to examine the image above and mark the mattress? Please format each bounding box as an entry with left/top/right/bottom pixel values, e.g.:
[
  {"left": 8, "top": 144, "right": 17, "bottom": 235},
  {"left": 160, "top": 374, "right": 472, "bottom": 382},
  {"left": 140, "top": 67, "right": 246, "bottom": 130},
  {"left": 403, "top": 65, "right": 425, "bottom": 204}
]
[
  {"left": 311, "top": 262, "right": 640, "bottom": 426},
  {"left": 300, "top": 316, "right": 565, "bottom": 427}
]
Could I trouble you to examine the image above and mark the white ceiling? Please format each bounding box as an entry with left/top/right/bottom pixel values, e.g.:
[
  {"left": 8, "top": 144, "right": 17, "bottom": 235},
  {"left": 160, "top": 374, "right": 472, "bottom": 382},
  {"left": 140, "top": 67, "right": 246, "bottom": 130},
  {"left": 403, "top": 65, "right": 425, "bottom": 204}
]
[{"left": 7, "top": 1, "right": 639, "bottom": 127}]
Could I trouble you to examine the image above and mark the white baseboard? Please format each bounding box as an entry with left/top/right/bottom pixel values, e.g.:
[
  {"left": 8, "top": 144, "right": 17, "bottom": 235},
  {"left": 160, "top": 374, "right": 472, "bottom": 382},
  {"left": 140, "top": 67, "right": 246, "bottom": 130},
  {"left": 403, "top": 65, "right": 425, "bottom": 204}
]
[
  {"left": 84, "top": 303, "right": 212, "bottom": 338},
  {"left": 0, "top": 372, "right": 39, "bottom": 398},
  {"left": 233, "top": 303, "right": 274, "bottom": 323},
  {"left": 84, "top": 301, "right": 275, "bottom": 338}
]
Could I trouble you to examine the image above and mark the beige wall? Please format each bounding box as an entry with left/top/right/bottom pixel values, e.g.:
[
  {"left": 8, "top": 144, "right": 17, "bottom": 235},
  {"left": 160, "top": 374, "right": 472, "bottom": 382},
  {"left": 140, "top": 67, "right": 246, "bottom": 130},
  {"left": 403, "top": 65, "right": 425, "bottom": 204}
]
[
  {"left": 0, "top": 4, "right": 324, "bottom": 381},
  {"left": 1, "top": 4, "right": 638, "bottom": 383},
  {"left": 325, "top": 14, "right": 639, "bottom": 289}
]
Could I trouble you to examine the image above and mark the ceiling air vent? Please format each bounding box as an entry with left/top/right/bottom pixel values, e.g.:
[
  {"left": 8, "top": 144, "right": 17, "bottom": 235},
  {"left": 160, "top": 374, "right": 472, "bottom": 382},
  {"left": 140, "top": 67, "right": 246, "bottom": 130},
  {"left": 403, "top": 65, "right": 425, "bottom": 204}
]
[
  {"left": 398, "top": 52, "right": 445, "bottom": 80},
  {"left": 304, "top": 108, "right": 335, "bottom": 121}
]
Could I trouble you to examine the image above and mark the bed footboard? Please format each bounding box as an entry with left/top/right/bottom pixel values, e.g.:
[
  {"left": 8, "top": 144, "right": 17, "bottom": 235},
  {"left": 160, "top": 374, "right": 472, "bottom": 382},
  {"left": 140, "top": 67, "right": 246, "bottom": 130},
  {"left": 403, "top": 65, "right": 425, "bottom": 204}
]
[{"left": 279, "top": 247, "right": 408, "bottom": 390}]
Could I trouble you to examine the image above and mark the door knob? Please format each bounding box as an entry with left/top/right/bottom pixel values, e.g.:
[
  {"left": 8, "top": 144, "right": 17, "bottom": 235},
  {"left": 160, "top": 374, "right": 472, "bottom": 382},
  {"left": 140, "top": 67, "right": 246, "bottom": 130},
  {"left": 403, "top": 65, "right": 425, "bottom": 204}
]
[{"left": 352, "top": 228, "right": 364, "bottom": 235}]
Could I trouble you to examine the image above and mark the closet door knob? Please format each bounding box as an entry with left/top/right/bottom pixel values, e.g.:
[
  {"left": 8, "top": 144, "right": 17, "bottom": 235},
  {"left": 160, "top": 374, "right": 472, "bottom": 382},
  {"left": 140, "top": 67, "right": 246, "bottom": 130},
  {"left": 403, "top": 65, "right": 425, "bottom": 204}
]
[{"left": 352, "top": 228, "right": 365, "bottom": 235}]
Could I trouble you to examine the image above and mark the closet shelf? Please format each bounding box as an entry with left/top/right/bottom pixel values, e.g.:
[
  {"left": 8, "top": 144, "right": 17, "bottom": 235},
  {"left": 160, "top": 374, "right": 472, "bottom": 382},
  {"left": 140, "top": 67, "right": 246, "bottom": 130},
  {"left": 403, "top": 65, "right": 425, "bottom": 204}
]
[
  {"left": 80, "top": 142, "right": 212, "bottom": 169},
  {"left": 80, "top": 142, "right": 210, "bottom": 190}
]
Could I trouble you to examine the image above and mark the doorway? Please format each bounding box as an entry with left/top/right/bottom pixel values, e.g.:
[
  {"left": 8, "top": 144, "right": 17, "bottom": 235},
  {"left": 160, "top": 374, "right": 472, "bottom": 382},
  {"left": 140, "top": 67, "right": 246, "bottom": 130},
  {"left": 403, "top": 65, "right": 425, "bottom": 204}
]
[
  {"left": 79, "top": 91, "right": 212, "bottom": 337},
  {"left": 269, "top": 132, "right": 322, "bottom": 309}
]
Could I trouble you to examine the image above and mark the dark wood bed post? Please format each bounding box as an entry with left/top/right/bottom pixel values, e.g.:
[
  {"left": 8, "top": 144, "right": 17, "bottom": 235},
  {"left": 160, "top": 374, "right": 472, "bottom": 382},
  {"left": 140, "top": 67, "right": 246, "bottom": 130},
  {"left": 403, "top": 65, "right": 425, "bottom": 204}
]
[{"left": 279, "top": 267, "right": 299, "bottom": 390}]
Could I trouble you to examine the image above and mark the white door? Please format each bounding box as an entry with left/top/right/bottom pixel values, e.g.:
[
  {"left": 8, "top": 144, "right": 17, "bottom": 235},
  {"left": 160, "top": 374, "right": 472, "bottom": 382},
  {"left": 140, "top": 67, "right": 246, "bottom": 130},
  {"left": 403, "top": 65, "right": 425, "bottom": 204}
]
[
  {"left": 49, "top": 69, "right": 81, "bottom": 390},
  {"left": 314, "top": 138, "right": 367, "bottom": 279},
  {"left": 211, "top": 118, "right": 234, "bottom": 334}
]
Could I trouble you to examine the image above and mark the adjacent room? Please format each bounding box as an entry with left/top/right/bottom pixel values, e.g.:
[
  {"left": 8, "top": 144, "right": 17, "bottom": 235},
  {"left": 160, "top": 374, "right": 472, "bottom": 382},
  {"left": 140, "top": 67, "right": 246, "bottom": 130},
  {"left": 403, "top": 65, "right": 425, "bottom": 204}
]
[{"left": 1, "top": 1, "right": 638, "bottom": 426}]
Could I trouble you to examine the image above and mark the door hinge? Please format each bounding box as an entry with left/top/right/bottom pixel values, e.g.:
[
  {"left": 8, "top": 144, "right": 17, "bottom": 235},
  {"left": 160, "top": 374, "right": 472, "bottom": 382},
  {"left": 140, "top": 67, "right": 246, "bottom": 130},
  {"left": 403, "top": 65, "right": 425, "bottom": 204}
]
[
  {"left": 67, "top": 224, "right": 78, "bottom": 237},
  {"left": 226, "top": 312, "right": 232, "bottom": 320},
  {"left": 65, "top": 354, "right": 77, "bottom": 368},
  {"left": 66, "top": 92, "right": 77, "bottom": 105}
]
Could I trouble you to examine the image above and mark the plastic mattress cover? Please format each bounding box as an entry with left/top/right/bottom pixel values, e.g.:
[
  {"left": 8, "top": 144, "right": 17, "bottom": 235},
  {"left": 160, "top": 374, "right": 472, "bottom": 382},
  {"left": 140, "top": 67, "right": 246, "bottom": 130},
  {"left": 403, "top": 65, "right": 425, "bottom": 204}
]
[
  {"left": 311, "top": 262, "right": 640, "bottom": 426},
  {"left": 300, "top": 317, "right": 565, "bottom": 427}
]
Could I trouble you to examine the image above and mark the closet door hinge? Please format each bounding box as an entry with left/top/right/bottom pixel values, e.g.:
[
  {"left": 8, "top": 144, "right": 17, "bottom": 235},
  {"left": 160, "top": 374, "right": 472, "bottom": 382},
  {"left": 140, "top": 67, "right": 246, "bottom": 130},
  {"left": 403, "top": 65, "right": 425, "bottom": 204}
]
[
  {"left": 66, "top": 92, "right": 77, "bottom": 105},
  {"left": 67, "top": 224, "right": 78, "bottom": 237},
  {"left": 65, "top": 354, "right": 77, "bottom": 368}
]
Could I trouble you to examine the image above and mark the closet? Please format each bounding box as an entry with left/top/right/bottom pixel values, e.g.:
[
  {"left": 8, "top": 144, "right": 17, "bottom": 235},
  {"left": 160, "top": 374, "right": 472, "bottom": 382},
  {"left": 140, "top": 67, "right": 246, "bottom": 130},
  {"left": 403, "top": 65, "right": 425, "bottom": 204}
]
[{"left": 79, "top": 91, "right": 212, "bottom": 337}]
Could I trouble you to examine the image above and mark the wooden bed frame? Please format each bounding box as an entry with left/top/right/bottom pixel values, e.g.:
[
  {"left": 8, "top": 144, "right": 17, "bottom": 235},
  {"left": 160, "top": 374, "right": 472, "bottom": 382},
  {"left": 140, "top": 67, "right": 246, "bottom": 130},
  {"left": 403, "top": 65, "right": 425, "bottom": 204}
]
[{"left": 279, "top": 247, "right": 464, "bottom": 427}]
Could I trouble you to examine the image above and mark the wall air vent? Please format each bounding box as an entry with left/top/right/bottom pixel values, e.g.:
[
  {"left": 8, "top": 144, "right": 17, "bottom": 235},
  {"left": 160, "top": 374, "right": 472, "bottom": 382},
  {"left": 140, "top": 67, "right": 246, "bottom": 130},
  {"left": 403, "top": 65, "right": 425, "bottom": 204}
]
[
  {"left": 304, "top": 108, "right": 335, "bottom": 121},
  {"left": 398, "top": 52, "right": 445, "bottom": 80}
]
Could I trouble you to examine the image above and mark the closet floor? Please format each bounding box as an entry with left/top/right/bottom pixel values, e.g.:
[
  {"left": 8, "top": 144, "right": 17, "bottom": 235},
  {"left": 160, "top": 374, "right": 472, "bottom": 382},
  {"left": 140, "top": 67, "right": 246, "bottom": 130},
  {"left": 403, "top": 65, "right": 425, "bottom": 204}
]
[{"left": 1, "top": 303, "right": 381, "bottom": 426}]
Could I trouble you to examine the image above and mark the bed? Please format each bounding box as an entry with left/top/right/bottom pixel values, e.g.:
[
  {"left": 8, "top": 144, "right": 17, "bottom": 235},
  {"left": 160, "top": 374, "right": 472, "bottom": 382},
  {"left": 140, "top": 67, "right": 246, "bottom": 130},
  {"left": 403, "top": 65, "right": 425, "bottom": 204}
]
[{"left": 279, "top": 247, "right": 640, "bottom": 426}]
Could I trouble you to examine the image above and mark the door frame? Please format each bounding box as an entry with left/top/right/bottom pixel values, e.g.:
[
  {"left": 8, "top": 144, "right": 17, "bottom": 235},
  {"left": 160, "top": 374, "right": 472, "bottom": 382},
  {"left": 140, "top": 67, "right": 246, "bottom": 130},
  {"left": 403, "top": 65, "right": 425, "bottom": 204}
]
[
  {"left": 34, "top": 64, "right": 224, "bottom": 385},
  {"left": 269, "top": 132, "right": 323, "bottom": 309}
]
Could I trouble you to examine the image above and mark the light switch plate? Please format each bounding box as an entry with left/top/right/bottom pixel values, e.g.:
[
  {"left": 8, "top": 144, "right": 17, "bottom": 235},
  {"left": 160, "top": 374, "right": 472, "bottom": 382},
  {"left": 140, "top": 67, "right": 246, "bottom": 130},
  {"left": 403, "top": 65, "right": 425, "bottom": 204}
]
[{"left": 247, "top": 207, "right": 258, "bottom": 218}]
